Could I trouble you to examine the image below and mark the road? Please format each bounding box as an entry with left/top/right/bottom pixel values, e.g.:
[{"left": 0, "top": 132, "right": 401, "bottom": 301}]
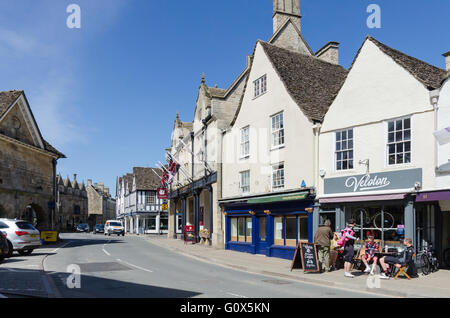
[{"left": 1, "top": 233, "right": 379, "bottom": 298}]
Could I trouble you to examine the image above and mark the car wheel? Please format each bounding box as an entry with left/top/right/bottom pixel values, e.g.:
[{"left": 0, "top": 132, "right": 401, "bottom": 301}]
[
  {"left": 18, "top": 249, "right": 33, "bottom": 256},
  {"left": 6, "top": 241, "right": 13, "bottom": 258}
]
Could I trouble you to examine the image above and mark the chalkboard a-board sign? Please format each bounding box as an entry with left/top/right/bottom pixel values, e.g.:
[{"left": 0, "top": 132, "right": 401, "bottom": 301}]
[
  {"left": 184, "top": 225, "right": 196, "bottom": 245},
  {"left": 290, "top": 243, "right": 319, "bottom": 272}
]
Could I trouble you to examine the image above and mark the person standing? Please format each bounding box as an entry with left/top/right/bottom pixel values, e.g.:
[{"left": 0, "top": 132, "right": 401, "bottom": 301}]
[
  {"left": 314, "top": 220, "right": 334, "bottom": 273},
  {"left": 342, "top": 219, "right": 357, "bottom": 278}
]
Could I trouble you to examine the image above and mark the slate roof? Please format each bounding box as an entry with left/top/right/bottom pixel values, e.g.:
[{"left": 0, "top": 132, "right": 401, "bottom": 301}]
[
  {"left": 0, "top": 90, "right": 66, "bottom": 158},
  {"left": 133, "top": 167, "right": 162, "bottom": 190},
  {"left": 259, "top": 41, "right": 348, "bottom": 122},
  {"left": 367, "top": 37, "right": 447, "bottom": 90}
]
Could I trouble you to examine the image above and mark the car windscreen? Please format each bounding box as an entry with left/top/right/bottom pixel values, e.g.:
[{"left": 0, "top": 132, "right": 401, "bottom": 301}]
[
  {"left": 0, "top": 221, "right": 9, "bottom": 229},
  {"left": 96, "top": 225, "right": 104, "bottom": 228},
  {"left": 15, "top": 222, "right": 37, "bottom": 230},
  {"left": 109, "top": 222, "right": 122, "bottom": 227},
  {"left": 78, "top": 224, "right": 88, "bottom": 228}
]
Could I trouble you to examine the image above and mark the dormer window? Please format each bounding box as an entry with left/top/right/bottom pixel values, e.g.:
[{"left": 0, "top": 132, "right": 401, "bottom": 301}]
[{"left": 254, "top": 74, "right": 267, "bottom": 98}]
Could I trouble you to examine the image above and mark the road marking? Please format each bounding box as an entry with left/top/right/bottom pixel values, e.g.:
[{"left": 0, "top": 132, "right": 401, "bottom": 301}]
[
  {"left": 226, "top": 292, "right": 248, "bottom": 298},
  {"left": 116, "top": 259, "right": 153, "bottom": 273},
  {"left": 51, "top": 241, "right": 72, "bottom": 253},
  {"left": 102, "top": 240, "right": 111, "bottom": 256}
]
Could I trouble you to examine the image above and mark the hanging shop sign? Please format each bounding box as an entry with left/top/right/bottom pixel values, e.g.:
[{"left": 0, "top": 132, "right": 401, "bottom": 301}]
[
  {"left": 157, "top": 188, "right": 168, "bottom": 199},
  {"left": 324, "top": 168, "right": 422, "bottom": 195}
]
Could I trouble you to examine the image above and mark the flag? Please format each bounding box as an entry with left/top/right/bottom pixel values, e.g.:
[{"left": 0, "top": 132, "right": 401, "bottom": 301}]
[
  {"left": 161, "top": 170, "right": 169, "bottom": 188},
  {"left": 434, "top": 127, "right": 450, "bottom": 145},
  {"left": 166, "top": 153, "right": 181, "bottom": 185}
]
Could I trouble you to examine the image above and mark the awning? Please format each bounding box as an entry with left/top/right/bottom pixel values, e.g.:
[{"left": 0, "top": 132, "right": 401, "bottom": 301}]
[
  {"left": 416, "top": 191, "right": 450, "bottom": 202},
  {"left": 319, "top": 193, "right": 407, "bottom": 204},
  {"left": 247, "top": 191, "right": 309, "bottom": 204}
]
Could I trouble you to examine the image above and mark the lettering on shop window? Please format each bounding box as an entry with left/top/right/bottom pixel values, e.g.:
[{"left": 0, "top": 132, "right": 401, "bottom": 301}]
[{"left": 345, "top": 174, "right": 391, "bottom": 192}]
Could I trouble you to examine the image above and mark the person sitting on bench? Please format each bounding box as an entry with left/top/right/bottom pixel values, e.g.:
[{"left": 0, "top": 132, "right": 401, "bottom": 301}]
[{"left": 379, "top": 238, "right": 414, "bottom": 279}]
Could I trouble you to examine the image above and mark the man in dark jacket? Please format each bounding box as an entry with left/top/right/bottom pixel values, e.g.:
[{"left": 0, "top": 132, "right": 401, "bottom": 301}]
[
  {"left": 314, "top": 220, "right": 334, "bottom": 272},
  {"left": 379, "top": 238, "right": 415, "bottom": 279}
]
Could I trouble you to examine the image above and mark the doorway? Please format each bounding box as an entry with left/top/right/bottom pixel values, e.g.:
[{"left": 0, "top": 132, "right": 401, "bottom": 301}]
[{"left": 255, "top": 216, "right": 268, "bottom": 255}]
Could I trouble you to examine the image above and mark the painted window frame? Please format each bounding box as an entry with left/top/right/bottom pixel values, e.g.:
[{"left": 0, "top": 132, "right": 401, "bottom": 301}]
[
  {"left": 254, "top": 74, "right": 267, "bottom": 98},
  {"left": 239, "top": 170, "right": 250, "bottom": 195},
  {"left": 146, "top": 191, "right": 155, "bottom": 205},
  {"left": 271, "top": 112, "right": 285, "bottom": 150},
  {"left": 386, "top": 116, "right": 412, "bottom": 166},
  {"left": 230, "top": 216, "right": 252, "bottom": 243},
  {"left": 240, "top": 126, "right": 250, "bottom": 159},
  {"left": 271, "top": 162, "right": 285, "bottom": 191},
  {"left": 335, "top": 128, "right": 354, "bottom": 171}
]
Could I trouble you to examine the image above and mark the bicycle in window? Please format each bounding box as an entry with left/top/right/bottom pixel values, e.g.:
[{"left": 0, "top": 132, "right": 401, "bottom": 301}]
[{"left": 351, "top": 209, "right": 395, "bottom": 230}]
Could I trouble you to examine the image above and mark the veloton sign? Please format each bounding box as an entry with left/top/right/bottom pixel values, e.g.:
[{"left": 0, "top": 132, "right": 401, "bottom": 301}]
[{"left": 324, "top": 168, "right": 422, "bottom": 195}]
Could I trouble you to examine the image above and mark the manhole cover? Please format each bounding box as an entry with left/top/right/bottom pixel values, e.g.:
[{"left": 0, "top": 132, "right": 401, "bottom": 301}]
[
  {"left": 76, "top": 262, "right": 131, "bottom": 273},
  {"left": 262, "top": 279, "right": 292, "bottom": 285}
]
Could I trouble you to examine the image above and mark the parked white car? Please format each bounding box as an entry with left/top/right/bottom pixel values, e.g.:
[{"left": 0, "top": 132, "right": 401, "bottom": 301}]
[
  {"left": 104, "top": 220, "right": 125, "bottom": 236},
  {"left": 0, "top": 219, "right": 41, "bottom": 257}
]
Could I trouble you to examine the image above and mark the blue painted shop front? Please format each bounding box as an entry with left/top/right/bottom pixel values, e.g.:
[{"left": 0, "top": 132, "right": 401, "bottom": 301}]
[{"left": 224, "top": 199, "right": 314, "bottom": 260}]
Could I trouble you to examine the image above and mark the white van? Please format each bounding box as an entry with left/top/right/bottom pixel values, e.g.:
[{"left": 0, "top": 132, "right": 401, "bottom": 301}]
[{"left": 104, "top": 220, "right": 125, "bottom": 236}]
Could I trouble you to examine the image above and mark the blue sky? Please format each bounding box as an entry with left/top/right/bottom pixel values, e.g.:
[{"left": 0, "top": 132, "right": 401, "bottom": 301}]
[{"left": 0, "top": 0, "right": 448, "bottom": 195}]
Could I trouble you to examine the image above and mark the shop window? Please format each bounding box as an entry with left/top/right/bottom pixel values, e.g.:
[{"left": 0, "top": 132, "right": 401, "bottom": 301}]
[
  {"left": 231, "top": 218, "right": 238, "bottom": 242},
  {"left": 274, "top": 215, "right": 309, "bottom": 247},
  {"left": 298, "top": 216, "right": 309, "bottom": 242},
  {"left": 231, "top": 216, "right": 252, "bottom": 243},
  {"left": 349, "top": 205, "right": 405, "bottom": 249},
  {"left": 285, "top": 217, "right": 297, "bottom": 247},
  {"left": 147, "top": 216, "right": 156, "bottom": 230},
  {"left": 160, "top": 216, "right": 168, "bottom": 231}
]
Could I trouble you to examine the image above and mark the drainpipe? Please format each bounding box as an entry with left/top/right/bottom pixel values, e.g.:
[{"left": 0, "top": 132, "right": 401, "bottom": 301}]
[
  {"left": 430, "top": 89, "right": 440, "bottom": 171},
  {"left": 312, "top": 123, "right": 322, "bottom": 190}
]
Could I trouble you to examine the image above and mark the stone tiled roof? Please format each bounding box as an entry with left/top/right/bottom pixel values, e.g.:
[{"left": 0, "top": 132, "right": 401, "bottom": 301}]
[
  {"left": 0, "top": 90, "right": 22, "bottom": 117},
  {"left": 260, "top": 41, "right": 348, "bottom": 122},
  {"left": 206, "top": 86, "right": 227, "bottom": 98},
  {"left": 367, "top": 36, "right": 447, "bottom": 90},
  {"left": 133, "top": 167, "right": 162, "bottom": 190}
]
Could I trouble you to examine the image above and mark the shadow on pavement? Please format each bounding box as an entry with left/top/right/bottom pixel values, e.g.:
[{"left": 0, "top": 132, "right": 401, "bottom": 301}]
[{"left": 52, "top": 238, "right": 125, "bottom": 249}]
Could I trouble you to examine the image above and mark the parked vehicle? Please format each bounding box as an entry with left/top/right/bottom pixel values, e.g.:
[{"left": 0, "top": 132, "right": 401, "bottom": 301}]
[
  {"left": 0, "top": 230, "right": 9, "bottom": 263},
  {"left": 0, "top": 219, "right": 41, "bottom": 257},
  {"left": 76, "top": 224, "right": 90, "bottom": 233},
  {"left": 94, "top": 224, "right": 105, "bottom": 234},
  {"left": 104, "top": 220, "right": 125, "bottom": 236},
  {"left": 420, "top": 241, "right": 439, "bottom": 275}
]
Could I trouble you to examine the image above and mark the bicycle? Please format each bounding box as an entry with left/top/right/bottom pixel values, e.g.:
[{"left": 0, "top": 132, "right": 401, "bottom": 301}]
[
  {"left": 419, "top": 241, "right": 439, "bottom": 275},
  {"left": 443, "top": 238, "right": 450, "bottom": 268},
  {"left": 351, "top": 209, "right": 395, "bottom": 230}
]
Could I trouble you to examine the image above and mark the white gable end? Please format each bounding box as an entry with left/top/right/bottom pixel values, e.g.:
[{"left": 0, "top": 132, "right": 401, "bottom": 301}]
[{"left": 322, "top": 39, "right": 432, "bottom": 133}]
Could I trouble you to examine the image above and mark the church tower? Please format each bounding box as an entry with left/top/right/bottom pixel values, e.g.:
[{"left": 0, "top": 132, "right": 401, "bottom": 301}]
[{"left": 273, "top": 0, "right": 301, "bottom": 34}]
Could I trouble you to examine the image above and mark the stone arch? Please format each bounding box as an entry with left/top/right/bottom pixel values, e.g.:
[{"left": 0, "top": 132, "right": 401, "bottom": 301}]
[{"left": 21, "top": 204, "right": 48, "bottom": 229}]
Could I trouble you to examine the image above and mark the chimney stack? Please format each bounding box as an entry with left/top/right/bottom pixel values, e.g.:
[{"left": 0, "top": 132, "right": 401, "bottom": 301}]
[
  {"left": 444, "top": 52, "right": 450, "bottom": 71},
  {"left": 273, "top": 0, "right": 301, "bottom": 34},
  {"left": 73, "top": 174, "right": 77, "bottom": 182},
  {"left": 87, "top": 179, "right": 92, "bottom": 187},
  {"left": 99, "top": 182, "right": 104, "bottom": 192},
  {"left": 315, "top": 42, "right": 340, "bottom": 65}
]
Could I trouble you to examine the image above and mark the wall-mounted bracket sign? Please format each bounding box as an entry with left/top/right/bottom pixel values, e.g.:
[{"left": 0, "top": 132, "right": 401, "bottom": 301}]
[{"left": 324, "top": 168, "right": 422, "bottom": 195}]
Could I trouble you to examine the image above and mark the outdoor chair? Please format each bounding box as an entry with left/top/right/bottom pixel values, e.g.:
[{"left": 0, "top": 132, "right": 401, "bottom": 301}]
[{"left": 393, "top": 253, "right": 416, "bottom": 280}]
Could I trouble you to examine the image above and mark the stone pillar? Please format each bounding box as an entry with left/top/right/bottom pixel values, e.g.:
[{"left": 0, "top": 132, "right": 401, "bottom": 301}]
[
  {"left": 405, "top": 197, "right": 416, "bottom": 251},
  {"left": 156, "top": 214, "right": 161, "bottom": 234},
  {"left": 194, "top": 190, "right": 200, "bottom": 243},
  {"left": 181, "top": 196, "right": 186, "bottom": 239},
  {"left": 208, "top": 186, "right": 213, "bottom": 246}
]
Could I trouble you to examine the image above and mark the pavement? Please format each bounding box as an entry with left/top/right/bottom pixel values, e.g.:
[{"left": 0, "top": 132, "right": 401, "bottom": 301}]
[{"left": 137, "top": 234, "right": 450, "bottom": 298}]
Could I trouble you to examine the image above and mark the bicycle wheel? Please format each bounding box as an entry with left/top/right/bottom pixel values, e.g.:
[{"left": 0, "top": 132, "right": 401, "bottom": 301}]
[
  {"left": 353, "top": 209, "right": 369, "bottom": 227},
  {"left": 421, "top": 254, "right": 431, "bottom": 275},
  {"left": 444, "top": 248, "right": 450, "bottom": 268},
  {"left": 373, "top": 212, "right": 395, "bottom": 229}
]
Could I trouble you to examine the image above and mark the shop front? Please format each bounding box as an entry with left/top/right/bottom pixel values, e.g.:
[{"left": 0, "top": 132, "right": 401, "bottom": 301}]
[
  {"left": 221, "top": 190, "right": 314, "bottom": 260},
  {"left": 316, "top": 168, "right": 432, "bottom": 255}
]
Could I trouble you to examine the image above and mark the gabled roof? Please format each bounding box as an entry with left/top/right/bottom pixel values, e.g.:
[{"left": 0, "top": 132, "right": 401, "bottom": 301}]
[
  {"left": 133, "top": 167, "right": 162, "bottom": 191},
  {"left": 360, "top": 37, "right": 446, "bottom": 90},
  {"left": 260, "top": 41, "right": 348, "bottom": 122},
  {"left": 443, "top": 71, "right": 450, "bottom": 84},
  {"left": 268, "top": 18, "right": 314, "bottom": 56},
  {"left": 0, "top": 90, "right": 66, "bottom": 158}
]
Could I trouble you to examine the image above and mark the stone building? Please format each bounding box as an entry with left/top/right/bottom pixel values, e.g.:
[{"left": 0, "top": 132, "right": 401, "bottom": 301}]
[
  {"left": 86, "top": 180, "right": 116, "bottom": 229},
  {"left": 56, "top": 174, "right": 88, "bottom": 231},
  {"left": 0, "top": 90, "right": 65, "bottom": 230}
]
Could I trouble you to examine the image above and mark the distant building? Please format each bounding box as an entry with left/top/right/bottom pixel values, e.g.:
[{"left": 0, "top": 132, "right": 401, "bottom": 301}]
[
  {"left": 0, "top": 90, "right": 65, "bottom": 230},
  {"left": 116, "top": 167, "right": 167, "bottom": 234},
  {"left": 56, "top": 174, "right": 88, "bottom": 231},
  {"left": 86, "top": 180, "right": 116, "bottom": 229}
]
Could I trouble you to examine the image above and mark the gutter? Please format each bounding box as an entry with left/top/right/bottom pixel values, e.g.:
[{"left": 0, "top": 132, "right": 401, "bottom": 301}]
[{"left": 430, "top": 89, "right": 440, "bottom": 172}]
